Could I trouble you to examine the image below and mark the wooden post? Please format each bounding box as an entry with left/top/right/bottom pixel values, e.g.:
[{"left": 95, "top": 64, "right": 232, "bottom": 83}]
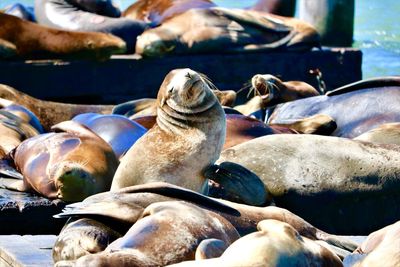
[
  {"left": 251, "top": 0, "right": 297, "bottom": 17},
  {"left": 298, "top": 0, "right": 354, "bottom": 47}
]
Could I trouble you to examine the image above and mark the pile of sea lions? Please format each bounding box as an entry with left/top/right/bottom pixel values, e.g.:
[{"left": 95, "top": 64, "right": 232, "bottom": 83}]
[
  {"left": 0, "top": 66, "right": 399, "bottom": 266},
  {"left": 1, "top": 0, "right": 320, "bottom": 59}
]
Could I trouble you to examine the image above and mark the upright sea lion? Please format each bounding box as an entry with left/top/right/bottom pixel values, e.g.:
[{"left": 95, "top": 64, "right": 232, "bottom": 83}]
[
  {"left": 111, "top": 68, "right": 226, "bottom": 192},
  {"left": 136, "top": 7, "right": 320, "bottom": 57},
  {"left": 0, "top": 13, "right": 127, "bottom": 59},
  {"left": 170, "top": 219, "right": 342, "bottom": 267},
  {"left": 3, "top": 120, "right": 119, "bottom": 202},
  {"left": 35, "top": 0, "right": 148, "bottom": 52},
  {"left": 72, "top": 113, "right": 147, "bottom": 159},
  {"left": 218, "top": 134, "right": 400, "bottom": 234},
  {"left": 268, "top": 77, "right": 400, "bottom": 138},
  {"left": 0, "top": 84, "right": 113, "bottom": 130},
  {"left": 123, "top": 0, "right": 216, "bottom": 25}
]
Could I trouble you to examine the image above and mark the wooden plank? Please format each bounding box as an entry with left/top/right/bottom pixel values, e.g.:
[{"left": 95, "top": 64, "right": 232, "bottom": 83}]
[
  {"left": 0, "top": 48, "right": 362, "bottom": 104},
  {"left": 0, "top": 235, "right": 56, "bottom": 267},
  {"left": 0, "top": 188, "right": 66, "bottom": 235}
]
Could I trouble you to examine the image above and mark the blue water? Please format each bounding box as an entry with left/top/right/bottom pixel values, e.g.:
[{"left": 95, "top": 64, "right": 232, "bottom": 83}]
[{"left": 2, "top": 0, "right": 399, "bottom": 78}]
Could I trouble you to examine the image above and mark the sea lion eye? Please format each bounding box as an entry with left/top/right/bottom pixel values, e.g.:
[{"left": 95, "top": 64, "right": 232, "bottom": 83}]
[
  {"left": 185, "top": 72, "right": 192, "bottom": 79},
  {"left": 168, "top": 87, "right": 174, "bottom": 93}
]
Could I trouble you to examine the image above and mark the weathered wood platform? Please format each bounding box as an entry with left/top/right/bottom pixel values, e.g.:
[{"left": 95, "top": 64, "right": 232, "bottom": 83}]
[
  {"left": 0, "top": 188, "right": 66, "bottom": 235},
  {"left": 0, "top": 235, "right": 56, "bottom": 267},
  {"left": 0, "top": 48, "right": 362, "bottom": 104}
]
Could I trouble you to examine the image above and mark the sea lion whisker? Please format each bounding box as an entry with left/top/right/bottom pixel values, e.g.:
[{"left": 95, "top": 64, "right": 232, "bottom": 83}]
[{"left": 236, "top": 83, "right": 252, "bottom": 95}]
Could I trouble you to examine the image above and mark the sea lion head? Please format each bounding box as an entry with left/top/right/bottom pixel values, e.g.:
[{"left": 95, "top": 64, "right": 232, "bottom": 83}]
[
  {"left": 51, "top": 161, "right": 101, "bottom": 202},
  {"left": 251, "top": 74, "right": 281, "bottom": 102},
  {"left": 157, "top": 68, "right": 218, "bottom": 114}
]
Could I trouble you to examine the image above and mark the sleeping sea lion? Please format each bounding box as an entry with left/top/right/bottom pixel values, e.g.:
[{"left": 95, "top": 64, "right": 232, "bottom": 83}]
[
  {"left": 0, "top": 12, "right": 126, "bottom": 59},
  {"left": 72, "top": 113, "right": 147, "bottom": 159},
  {"left": 2, "top": 120, "right": 119, "bottom": 202},
  {"left": 218, "top": 134, "right": 400, "bottom": 234},
  {"left": 53, "top": 182, "right": 357, "bottom": 264},
  {"left": 0, "top": 84, "right": 113, "bottom": 131},
  {"left": 35, "top": 0, "right": 147, "bottom": 52},
  {"left": 58, "top": 201, "right": 239, "bottom": 267},
  {"left": 136, "top": 7, "right": 320, "bottom": 57},
  {"left": 170, "top": 219, "right": 343, "bottom": 267},
  {"left": 111, "top": 68, "right": 226, "bottom": 192},
  {"left": 122, "top": 0, "right": 216, "bottom": 25}
]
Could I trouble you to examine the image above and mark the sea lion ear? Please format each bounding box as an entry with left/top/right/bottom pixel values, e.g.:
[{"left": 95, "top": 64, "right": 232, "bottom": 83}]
[{"left": 204, "top": 161, "right": 270, "bottom": 206}]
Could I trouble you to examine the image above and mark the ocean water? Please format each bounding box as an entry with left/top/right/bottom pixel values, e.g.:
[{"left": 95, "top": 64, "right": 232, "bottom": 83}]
[{"left": 2, "top": 0, "right": 399, "bottom": 78}]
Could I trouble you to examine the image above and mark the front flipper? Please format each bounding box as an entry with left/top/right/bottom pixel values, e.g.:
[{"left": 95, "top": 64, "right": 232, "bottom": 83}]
[{"left": 205, "top": 161, "right": 270, "bottom": 206}]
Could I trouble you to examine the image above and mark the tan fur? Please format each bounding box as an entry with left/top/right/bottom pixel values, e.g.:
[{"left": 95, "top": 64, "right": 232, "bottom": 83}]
[
  {"left": 0, "top": 13, "right": 126, "bottom": 59},
  {"left": 354, "top": 122, "right": 400, "bottom": 145},
  {"left": 170, "top": 219, "right": 342, "bottom": 267},
  {"left": 353, "top": 221, "right": 400, "bottom": 267},
  {"left": 111, "top": 69, "right": 226, "bottom": 192}
]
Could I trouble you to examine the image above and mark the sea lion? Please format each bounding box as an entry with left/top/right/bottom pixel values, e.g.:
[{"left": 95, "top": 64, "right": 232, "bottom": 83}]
[
  {"left": 136, "top": 7, "right": 320, "bottom": 57},
  {"left": 235, "top": 74, "right": 320, "bottom": 116},
  {"left": 52, "top": 218, "right": 122, "bottom": 263},
  {"left": 35, "top": 0, "right": 148, "bottom": 52},
  {"left": 123, "top": 0, "right": 216, "bottom": 25},
  {"left": 268, "top": 76, "right": 400, "bottom": 138},
  {"left": 54, "top": 182, "right": 357, "bottom": 262},
  {"left": 111, "top": 68, "right": 226, "bottom": 192},
  {"left": 2, "top": 120, "right": 119, "bottom": 202},
  {"left": 354, "top": 122, "right": 400, "bottom": 145},
  {"left": 72, "top": 113, "right": 147, "bottom": 159},
  {"left": 345, "top": 220, "right": 400, "bottom": 267},
  {"left": 218, "top": 134, "right": 400, "bottom": 234},
  {"left": 0, "top": 84, "right": 114, "bottom": 131},
  {"left": 252, "top": 73, "right": 321, "bottom": 103},
  {"left": 0, "top": 12, "right": 126, "bottom": 59},
  {"left": 170, "top": 219, "right": 343, "bottom": 267},
  {"left": 55, "top": 201, "right": 240, "bottom": 266}
]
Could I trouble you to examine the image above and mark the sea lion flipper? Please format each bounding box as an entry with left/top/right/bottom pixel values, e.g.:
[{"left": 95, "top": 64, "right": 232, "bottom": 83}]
[
  {"left": 0, "top": 38, "right": 17, "bottom": 59},
  {"left": 0, "top": 159, "right": 23, "bottom": 179},
  {"left": 205, "top": 162, "right": 269, "bottom": 206}
]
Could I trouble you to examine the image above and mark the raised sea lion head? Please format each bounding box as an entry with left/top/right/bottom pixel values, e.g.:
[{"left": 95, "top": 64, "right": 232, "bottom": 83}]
[
  {"left": 251, "top": 74, "right": 281, "bottom": 103},
  {"left": 157, "top": 68, "right": 217, "bottom": 114}
]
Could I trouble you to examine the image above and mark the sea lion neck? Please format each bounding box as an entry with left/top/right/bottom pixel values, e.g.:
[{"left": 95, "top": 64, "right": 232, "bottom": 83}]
[{"left": 156, "top": 98, "right": 221, "bottom": 134}]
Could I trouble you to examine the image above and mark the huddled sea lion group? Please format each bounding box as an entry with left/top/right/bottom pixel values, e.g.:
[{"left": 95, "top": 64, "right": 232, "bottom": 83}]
[
  {"left": 1, "top": 1, "right": 400, "bottom": 266},
  {"left": 1, "top": 0, "right": 320, "bottom": 59},
  {"left": 0, "top": 64, "right": 398, "bottom": 266}
]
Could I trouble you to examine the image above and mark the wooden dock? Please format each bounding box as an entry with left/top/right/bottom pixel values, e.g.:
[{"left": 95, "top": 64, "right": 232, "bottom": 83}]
[
  {"left": 0, "top": 188, "right": 66, "bottom": 235},
  {"left": 0, "top": 48, "right": 362, "bottom": 104}
]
